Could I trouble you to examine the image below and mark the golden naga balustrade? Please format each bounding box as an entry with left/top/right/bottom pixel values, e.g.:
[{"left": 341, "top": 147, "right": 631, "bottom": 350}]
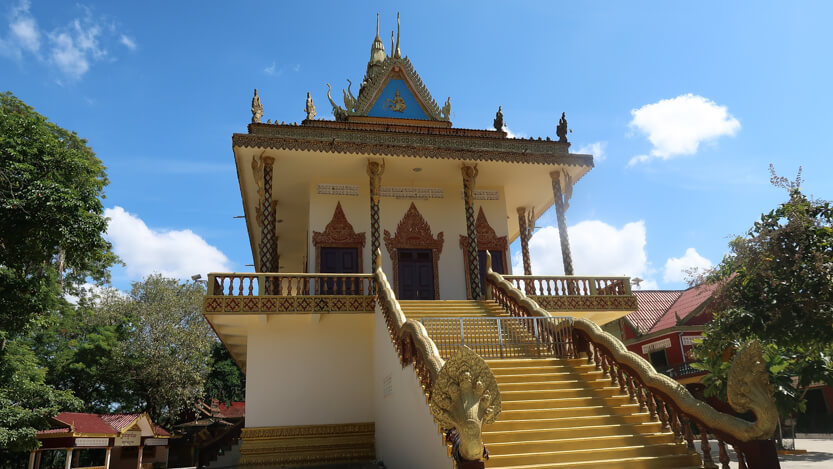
[
  {"left": 373, "top": 249, "right": 501, "bottom": 465},
  {"left": 484, "top": 253, "right": 781, "bottom": 469}
]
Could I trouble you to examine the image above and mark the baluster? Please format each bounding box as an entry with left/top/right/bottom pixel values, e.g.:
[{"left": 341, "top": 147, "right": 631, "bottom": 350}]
[
  {"left": 616, "top": 367, "right": 626, "bottom": 394},
  {"left": 593, "top": 345, "right": 601, "bottom": 369},
  {"left": 657, "top": 398, "right": 670, "bottom": 432},
  {"left": 247, "top": 276, "right": 254, "bottom": 296},
  {"left": 700, "top": 430, "right": 715, "bottom": 468},
  {"left": 735, "top": 445, "right": 747, "bottom": 469},
  {"left": 717, "top": 439, "right": 730, "bottom": 469},
  {"left": 636, "top": 383, "right": 647, "bottom": 411},
  {"left": 600, "top": 351, "right": 610, "bottom": 378},
  {"left": 237, "top": 276, "right": 244, "bottom": 296},
  {"left": 626, "top": 374, "right": 637, "bottom": 402},
  {"left": 682, "top": 415, "right": 695, "bottom": 450},
  {"left": 646, "top": 390, "right": 658, "bottom": 421},
  {"left": 670, "top": 408, "right": 683, "bottom": 442}
]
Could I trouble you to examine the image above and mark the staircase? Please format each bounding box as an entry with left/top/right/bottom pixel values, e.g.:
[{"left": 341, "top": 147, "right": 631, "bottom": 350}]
[{"left": 400, "top": 300, "right": 702, "bottom": 468}]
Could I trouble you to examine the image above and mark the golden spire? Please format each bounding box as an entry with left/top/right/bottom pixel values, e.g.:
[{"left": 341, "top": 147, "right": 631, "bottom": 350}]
[
  {"left": 369, "top": 12, "right": 386, "bottom": 65},
  {"left": 394, "top": 12, "right": 401, "bottom": 58}
]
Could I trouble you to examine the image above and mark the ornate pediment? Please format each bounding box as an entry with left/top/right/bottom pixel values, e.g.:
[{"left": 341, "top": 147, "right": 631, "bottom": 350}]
[
  {"left": 327, "top": 57, "right": 450, "bottom": 122},
  {"left": 313, "top": 202, "right": 366, "bottom": 247},
  {"left": 384, "top": 202, "right": 444, "bottom": 256},
  {"left": 459, "top": 207, "right": 508, "bottom": 251}
]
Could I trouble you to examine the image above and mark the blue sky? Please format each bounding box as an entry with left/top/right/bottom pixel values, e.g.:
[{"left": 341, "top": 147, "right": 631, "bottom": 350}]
[{"left": 3, "top": 1, "right": 832, "bottom": 291}]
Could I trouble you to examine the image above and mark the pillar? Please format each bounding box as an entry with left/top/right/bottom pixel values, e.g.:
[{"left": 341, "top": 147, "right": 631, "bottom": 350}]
[
  {"left": 550, "top": 170, "right": 574, "bottom": 276},
  {"left": 136, "top": 445, "right": 144, "bottom": 469},
  {"left": 104, "top": 447, "right": 112, "bottom": 469},
  {"left": 367, "top": 159, "right": 385, "bottom": 283},
  {"left": 64, "top": 449, "right": 73, "bottom": 469},
  {"left": 462, "top": 164, "right": 482, "bottom": 299},
  {"left": 259, "top": 156, "right": 278, "bottom": 274},
  {"left": 28, "top": 450, "right": 36, "bottom": 469},
  {"left": 517, "top": 207, "right": 533, "bottom": 276}
]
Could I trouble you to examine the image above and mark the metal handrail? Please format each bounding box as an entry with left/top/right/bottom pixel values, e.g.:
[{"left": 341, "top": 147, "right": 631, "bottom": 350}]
[{"left": 420, "top": 316, "right": 574, "bottom": 360}]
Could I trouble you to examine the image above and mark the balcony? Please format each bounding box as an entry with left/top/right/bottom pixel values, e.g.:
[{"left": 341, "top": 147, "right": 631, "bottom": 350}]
[
  {"left": 203, "top": 273, "right": 376, "bottom": 315},
  {"left": 502, "top": 275, "right": 638, "bottom": 325}
]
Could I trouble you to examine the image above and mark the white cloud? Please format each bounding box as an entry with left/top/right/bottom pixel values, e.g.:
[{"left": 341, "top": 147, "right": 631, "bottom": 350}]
[
  {"left": 65, "top": 282, "right": 126, "bottom": 305},
  {"left": 514, "top": 220, "right": 655, "bottom": 287},
  {"left": 48, "top": 16, "right": 107, "bottom": 79},
  {"left": 663, "top": 247, "right": 712, "bottom": 283},
  {"left": 575, "top": 142, "right": 607, "bottom": 162},
  {"left": 104, "top": 206, "right": 232, "bottom": 280},
  {"left": 119, "top": 34, "right": 136, "bottom": 50},
  {"left": 628, "top": 94, "right": 740, "bottom": 165},
  {"left": 0, "top": 0, "right": 40, "bottom": 58},
  {"left": 502, "top": 126, "right": 526, "bottom": 139},
  {"left": 264, "top": 61, "right": 276, "bottom": 75}
]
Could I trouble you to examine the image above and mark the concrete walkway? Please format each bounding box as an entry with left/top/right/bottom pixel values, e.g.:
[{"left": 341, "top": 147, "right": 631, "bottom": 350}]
[{"left": 695, "top": 439, "right": 833, "bottom": 468}]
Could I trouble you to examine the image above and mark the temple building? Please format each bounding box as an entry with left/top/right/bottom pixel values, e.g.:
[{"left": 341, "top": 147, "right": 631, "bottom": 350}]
[{"left": 202, "top": 14, "right": 780, "bottom": 469}]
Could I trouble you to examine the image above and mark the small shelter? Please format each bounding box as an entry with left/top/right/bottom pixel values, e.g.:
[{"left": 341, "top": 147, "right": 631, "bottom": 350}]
[{"left": 33, "top": 412, "right": 170, "bottom": 469}]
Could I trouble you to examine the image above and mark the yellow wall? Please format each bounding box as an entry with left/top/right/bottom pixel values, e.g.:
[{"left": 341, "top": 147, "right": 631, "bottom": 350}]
[
  {"left": 308, "top": 180, "right": 510, "bottom": 299},
  {"left": 244, "top": 314, "right": 375, "bottom": 427}
]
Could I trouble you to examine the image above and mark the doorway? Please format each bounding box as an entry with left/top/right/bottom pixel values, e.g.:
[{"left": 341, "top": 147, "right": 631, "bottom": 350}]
[
  {"left": 397, "top": 249, "right": 435, "bottom": 300},
  {"left": 319, "top": 247, "right": 359, "bottom": 294}
]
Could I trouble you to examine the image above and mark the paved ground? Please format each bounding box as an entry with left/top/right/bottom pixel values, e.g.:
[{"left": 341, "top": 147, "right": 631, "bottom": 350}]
[{"left": 695, "top": 439, "right": 833, "bottom": 468}]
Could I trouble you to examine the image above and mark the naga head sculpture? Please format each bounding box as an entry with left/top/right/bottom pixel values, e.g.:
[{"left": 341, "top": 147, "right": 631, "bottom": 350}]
[
  {"left": 429, "top": 346, "right": 501, "bottom": 462},
  {"left": 727, "top": 340, "right": 778, "bottom": 439}
]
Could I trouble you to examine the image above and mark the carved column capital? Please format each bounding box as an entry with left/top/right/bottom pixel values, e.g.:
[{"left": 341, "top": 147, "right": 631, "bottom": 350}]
[
  {"left": 461, "top": 163, "right": 479, "bottom": 206},
  {"left": 367, "top": 159, "right": 385, "bottom": 204}
]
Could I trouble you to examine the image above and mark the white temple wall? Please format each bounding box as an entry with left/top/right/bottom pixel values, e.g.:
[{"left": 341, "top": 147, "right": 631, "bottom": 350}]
[
  {"left": 373, "top": 303, "right": 453, "bottom": 469},
  {"left": 245, "top": 314, "right": 374, "bottom": 428},
  {"left": 308, "top": 182, "right": 509, "bottom": 299}
]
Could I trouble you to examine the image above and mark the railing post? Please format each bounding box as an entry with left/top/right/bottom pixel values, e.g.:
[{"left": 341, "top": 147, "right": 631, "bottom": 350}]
[
  {"left": 496, "top": 318, "right": 504, "bottom": 358},
  {"left": 533, "top": 318, "right": 540, "bottom": 357},
  {"left": 459, "top": 318, "right": 465, "bottom": 347},
  {"left": 589, "top": 279, "right": 597, "bottom": 296}
]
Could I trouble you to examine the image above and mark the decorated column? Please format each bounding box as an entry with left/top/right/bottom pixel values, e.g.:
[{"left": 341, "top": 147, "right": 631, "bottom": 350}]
[
  {"left": 253, "top": 154, "right": 278, "bottom": 293},
  {"left": 550, "top": 169, "right": 574, "bottom": 276},
  {"left": 517, "top": 207, "right": 534, "bottom": 276},
  {"left": 367, "top": 159, "right": 385, "bottom": 285},
  {"left": 462, "top": 164, "right": 482, "bottom": 300}
]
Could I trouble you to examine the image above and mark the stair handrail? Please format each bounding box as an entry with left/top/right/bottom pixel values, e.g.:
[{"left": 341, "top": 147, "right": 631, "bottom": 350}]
[
  {"left": 484, "top": 253, "right": 781, "bottom": 468},
  {"left": 373, "top": 249, "right": 501, "bottom": 464}
]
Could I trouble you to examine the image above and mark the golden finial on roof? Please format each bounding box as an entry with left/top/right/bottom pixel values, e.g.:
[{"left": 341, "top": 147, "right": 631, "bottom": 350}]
[
  {"left": 394, "top": 12, "right": 401, "bottom": 58},
  {"left": 369, "top": 12, "right": 386, "bottom": 65}
]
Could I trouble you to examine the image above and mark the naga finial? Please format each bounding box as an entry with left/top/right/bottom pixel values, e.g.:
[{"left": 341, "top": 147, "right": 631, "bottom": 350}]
[
  {"left": 394, "top": 12, "right": 401, "bottom": 58},
  {"left": 556, "top": 112, "right": 568, "bottom": 143},
  {"left": 251, "top": 88, "right": 263, "bottom": 124},
  {"left": 441, "top": 97, "right": 451, "bottom": 121},
  {"left": 390, "top": 30, "right": 395, "bottom": 58},
  {"left": 305, "top": 92, "right": 316, "bottom": 120},
  {"left": 493, "top": 106, "right": 504, "bottom": 131}
]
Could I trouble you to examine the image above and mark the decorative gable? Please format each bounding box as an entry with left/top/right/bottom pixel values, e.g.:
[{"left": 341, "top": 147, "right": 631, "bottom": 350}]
[{"left": 327, "top": 57, "right": 451, "bottom": 123}]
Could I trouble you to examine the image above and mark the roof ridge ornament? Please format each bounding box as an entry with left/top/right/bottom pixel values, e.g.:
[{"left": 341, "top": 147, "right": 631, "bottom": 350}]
[
  {"left": 251, "top": 89, "right": 263, "bottom": 124},
  {"left": 394, "top": 12, "right": 401, "bottom": 59}
]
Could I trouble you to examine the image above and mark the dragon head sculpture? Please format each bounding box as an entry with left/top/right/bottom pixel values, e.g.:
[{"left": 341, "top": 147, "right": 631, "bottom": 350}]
[
  {"left": 429, "top": 346, "right": 501, "bottom": 462},
  {"left": 727, "top": 340, "right": 778, "bottom": 439}
]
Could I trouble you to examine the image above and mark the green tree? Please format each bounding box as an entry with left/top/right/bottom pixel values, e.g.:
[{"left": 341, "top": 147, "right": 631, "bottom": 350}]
[
  {"left": 94, "top": 275, "right": 215, "bottom": 427},
  {"left": 0, "top": 92, "right": 116, "bottom": 463},
  {"left": 204, "top": 342, "right": 246, "bottom": 405},
  {"left": 693, "top": 167, "right": 833, "bottom": 423}
]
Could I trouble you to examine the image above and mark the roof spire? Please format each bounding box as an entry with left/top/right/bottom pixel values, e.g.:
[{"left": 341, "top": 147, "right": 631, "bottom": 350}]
[
  {"left": 394, "top": 12, "right": 401, "bottom": 58},
  {"left": 369, "top": 13, "right": 385, "bottom": 65}
]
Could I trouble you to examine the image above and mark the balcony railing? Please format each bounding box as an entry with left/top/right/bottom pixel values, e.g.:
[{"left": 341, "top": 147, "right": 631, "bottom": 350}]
[
  {"left": 208, "top": 273, "right": 374, "bottom": 296},
  {"left": 659, "top": 363, "right": 706, "bottom": 379},
  {"left": 503, "top": 275, "right": 632, "bottom": 296},
  {"left": 203, "top": 273, "right": 376, "bottom": 315}
]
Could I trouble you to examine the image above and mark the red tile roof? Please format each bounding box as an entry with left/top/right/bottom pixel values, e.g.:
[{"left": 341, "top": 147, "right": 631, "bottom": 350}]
[
  {"left": 100, "top": 413, "right": 142, "bottom": 433},
  {"left": 216, "top": 402, "right": 245, "bottom": 419},
  {"left": 37, "top": 412, "right": 170, "bottom": 438},
  {"left": 627, "top": 291, "right": 683, "bottom": 334},
  {"left": 648, "top": 282, "right": 719, "bottom": 333},
  {"left": 48, "top": 413, "right": 118, "bottom": 436}
]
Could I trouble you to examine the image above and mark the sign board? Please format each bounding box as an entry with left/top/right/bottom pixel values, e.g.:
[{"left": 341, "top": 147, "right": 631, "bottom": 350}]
[
  {"left": 115, "top": 430, "right": 141, "bottom": 447},
  {"left": 75, "top": 437, "right": 109, "bottom": 447},
  {"left": 681, "top": 335, "right": 701, "bottom": 346},
  {"left": 144, "top": 438, "right": 168, "bottom": 446},
  {"left": 642, "top": 338, "right": 671, "bottom": 354}
]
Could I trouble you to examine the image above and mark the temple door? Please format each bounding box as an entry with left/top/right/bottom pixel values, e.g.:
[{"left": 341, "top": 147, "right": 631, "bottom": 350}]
[
  {"left": 320, "top": 247, "right": 359, "bottom": 294},
  {"left": 478, "top": 250, "right": 505, "bottom": 294},
  {"left": 398, "top": 249, "right": 435, "bottom": 300}
]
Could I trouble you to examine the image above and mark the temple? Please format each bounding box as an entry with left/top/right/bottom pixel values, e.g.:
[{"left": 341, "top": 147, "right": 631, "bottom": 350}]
[{"left": 203, "top": 14, "right": 779, "bottom": 469}]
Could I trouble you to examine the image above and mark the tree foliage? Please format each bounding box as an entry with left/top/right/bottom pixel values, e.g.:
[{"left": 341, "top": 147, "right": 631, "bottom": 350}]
[
  {"left": 693, "top": 167, "right": 833, "bottom": 419},
  {"left": 204, "top": 342, "right": 246, "bottom": 405},
  {"left": 0, "top": 92, "right": 115, "bottom": 463}
]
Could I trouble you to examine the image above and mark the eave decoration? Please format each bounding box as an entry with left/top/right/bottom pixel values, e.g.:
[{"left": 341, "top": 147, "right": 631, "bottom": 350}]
[{"left": 384, "top": 202, "right": 444, "bottom": 299}]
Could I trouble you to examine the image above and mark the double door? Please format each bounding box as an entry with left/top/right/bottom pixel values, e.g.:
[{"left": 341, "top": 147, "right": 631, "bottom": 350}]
[
  {"left": 398, "top": 249, "right": 435, "bottom": 300},
  {"left": 319, "top": 247, "right": 359, "bottom": 294}
]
